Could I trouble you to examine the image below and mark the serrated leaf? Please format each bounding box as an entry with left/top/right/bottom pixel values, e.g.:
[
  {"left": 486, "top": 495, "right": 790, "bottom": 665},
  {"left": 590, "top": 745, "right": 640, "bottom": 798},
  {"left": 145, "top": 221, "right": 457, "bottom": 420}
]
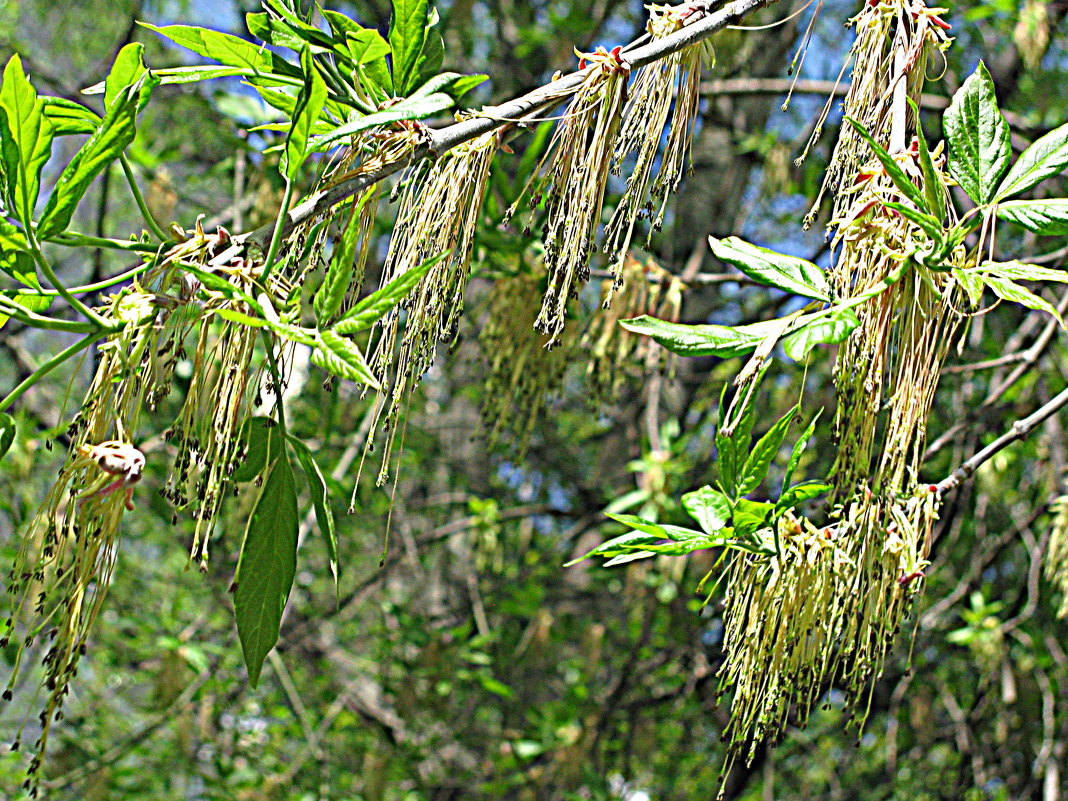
[
  {"left": 0, "top": 55, "right": 54, "bottom": 228},
  {"left": 737, "top": 406, "right": 795, "bottom": 495},
  {"left": 620, "top": 315, "right": 785, "bottom": 359},
  {"left": 682, "top": 486, "right": 732, "bottom": 534},
  {"left": 288, "top": 436, "right": 339, "bottom": 587},
  {"left": 284, "top": 47, "right": 328, "bottom": 180},
  {"left": 333, "top": 251, "right": 443, "bottom": 333},
  {"left": 943, "top": 61, "right": 1011, "bottom": 204},
  {"left": 41, "top": 97, "right": 100, "bottom": 136},
  {"left": 389, "top": 0, "right": 430, "bottom": 96},
  {"left": 0, "top": 412, "right": 14, "bottom": 461},
  {"left": 844, "top": 116, "right": 930, "bottom": 213},
  {"left": 996, "top": 120, "right": 1068, "bottom": 200},
  {"left": 781, "top": 308, "right": 859, "bottom": 362},
  {"left": 234, "top": 454, "right": 298, "bottom": 688},
  {"left": 247, "top": 12, "right": 305, "bottom": 51},
  {"left": 310, "top": 92, "right": 453, "bottom": 152},
  {"left": 603, "top": 513, "right": 706, "bottom": 542},
  {"left": 708, "top": 236, "right": 829, "bottom": 301},
  {"left": 996, "top": 199, "right": 1068, "bottom": 236},
  {"left": 0, "top": 218, "right": 34, "bottom": 285},
  {"left": 983, "top": 274, "right": 1064, "bottom": 327},
  {"left": 732, "top": 499, "right": 775, "bottom": 541},
  {"left": 782, "top": 409, "right": 820, "bottom": 490},
  {"left": 312, "top": 329, "right": 381, "bottom": 388},
  {"left": 139, "top": 22, "right": 301, "bottom": 79},
  {"left": 36, "top": 81, "right": 142, "bottom": 239},
  {"left": 346, "top": 32, "right": 393, "bottom": 97}
]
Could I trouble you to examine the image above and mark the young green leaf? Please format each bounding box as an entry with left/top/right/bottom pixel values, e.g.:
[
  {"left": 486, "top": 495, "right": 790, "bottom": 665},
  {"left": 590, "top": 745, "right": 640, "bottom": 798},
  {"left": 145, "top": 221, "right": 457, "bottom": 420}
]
[
  {"left": 0, "top": 412, "right": 14, "bottom": 461},
  {"left": 315, "top": 190, "right": 374, "bottom": 325},
  {"left": 909, "top": 97, "right": 947, "bottom": 223},
  {"left": 996, "top": 199, "right": 1068, "bottom": 236},
  {"left": 976, "top": 260, "right": 1068, "bottom": 285},
  {"left": 682, "top": 486, "right": 733, "bottom": 534},
  {"left": 36, "top": 79, "right": 142, "bottom": 239},
  {"left": 409, "top": 72, "right": 488, "bottom": 102},
  {"left": 995, "top": 120, "right": 1068, "bottom": 200},
  {"left": 983, "top": 274, "right": 1064, "bottom": 327},
  {"left": 737, "top": 406, "right": 796, "bottom": 496},
  {"left": 952, "top": 266, "right": 985, "bottom": 307},
  {"left": 731, "top": 499, "right": 775, "bottom": 542},
  {"left": 0, "top": 55, "right": 55, "bottom": 228},
  {"left": 345, "top": 31, "right": 393, "bottom": 97},
  {"left": 283, "top": 47, "right": 328, "bottom": 181},
  {"left": 312, "top": 329, "right": 381, "bottom": 389},
  {"left": 943, "top": 61, "right": 1011, "bottom": 205},
  {"left": 708, "top": 236, "right": 829, "bottom": 301},
  {"left": 881, "top": 201, "right": 946, "bottom": 242},
  {"left": 288, "top": 436, "right": 339, "bottom": 587},
  {"left": 776, "top": 480, "right": 831, "bottom": 514},
  {"left": 233, "top": 454, "right": 299, "bottom": 688},
  {"left": 603, "top": 513, "right": 707, "bottom": 542},
  {"left": 139, "top": 23, "right": 302, "bottom": 79},
  {"left": 0, "top": 219, "right": 34, "bottom": 285},
  {"left": 844, "top": 117, "right": 930, "bottom": 213},
  {"left": 389, "top": 0, "right": 431, "bottom": 96},
  {"left": 41, "top": 97, "right": 100, "bottom": 136},
  {"left": 310, "top": 92, "right": 454, "bottom": 152},
  {"left": 105, "top": 43, "right": 159, "bottom": 111},
  {"left": 333, "top": 251, "right": 444, "bottom": 334},
  {"left": 781, "top": 409, "right": 821, "bottom": 490},
  {"left": 619, "top": 315, "right": 786, "bottom": 359},
  {"left": 781, "top": 308, "right": 859, "bottom": 362}
]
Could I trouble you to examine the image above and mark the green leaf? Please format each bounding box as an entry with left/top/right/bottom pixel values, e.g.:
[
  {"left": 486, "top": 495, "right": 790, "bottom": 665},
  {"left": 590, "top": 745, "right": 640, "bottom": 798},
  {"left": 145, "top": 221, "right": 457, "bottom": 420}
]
[
  {"left": 996, "top": 199, "right": 1068, "bottom": 236},
  {"left": 781, "top": 409, "right": 820, "bottom": 490},
  {"left": 41, "top": 97, "right": 100, "bottom": 136},
  {"left": 910, "top": 98, "right": 947, "bottom": 222},
  {"left": 288, "top": 436, "right": 339, "bottom": 587},
  {"left": 776, "top": 480, "right": 831, "bottom": 513},
  {"left": 620, "top": 315, "right": 786, "bottom": 359},
  {"left": 410, "top": 72, "right": 488, "bottom": 101},
  {"left": 314, "top": 190, "right": 373, "bottom": 325},
  {"left": 781, "top": 308, "right": 859, "bottom": 362},
  {"left": 312, "top": 329, "right": 381, "bottom": 389},
  {"left": 346, "top": 32, "right": 393, "bottom": 97},
  {"left": 983, "top": 274, "right": 1064, "bottom": 327},
  {"left": 0, "top": 412, "right": 14, "bottom": 461},
  {"left": 283, "top": 47, "right": 328, "bottom": 180},
  {"left": 602, "top": 513, "right": 706, "bottom": 542},
  {"left": 881, "top": 201, "right": 946, "bottom": 242},
  {"left": 737, "top": 406, "right": 795, "bottom": 496},
  {"left": 682, "top": 486, "right": 732, "bottom": 534},
  {"left": 996, "top": 120, "right": 1068, "bottom": 200},
  {"left": 952, "top": 266, "right": 985, "bottom": 307},
  {"left": 976, "top": 260, "right": 1068, "bottom": 285},
  {"left": 310, "top": 92, "right": 454, "bottom": 152},
  {"left": 234, "top": 454, "right": 299, "bottom": 689},
  {"left": 389, "top": 0, "right": 431, "bottom": 96},
  {"left": 708, "top": 236, "right": 829, "bottom": 301},
  {"left": 0, "top": 55, "right": 54, "bottom": 227},
  {"left": 844, "top": 116, "right": 930, "bottom": 213},
  {"left": 139, "top": 23, "right": 301, "bottom": 79},
  {"left": 333, "top": 251, "right": 443, "bottom": 334},
  {"left": 105, "top": 43, "right": 159, "bottom": 111},
  {"left": 732, "top": 499, "right": 775, "bottom": 541},
  {"left": 943, "top": 61, "right": 1010, "bottom": 204},
  {"left": 322, "top": 10, "right": 391, "bottom": 62},
  {"left": 247, "top": 12, "right": 306, "bottom": 51},
  {"left": 0, "top": 218, "right": 35, "bottom": 285},
  {"left": 36, "top": 80, "right": 142, "bottom": 239},
  {"left": 233, "top": 417, "right": 285, "bottom": 483}
]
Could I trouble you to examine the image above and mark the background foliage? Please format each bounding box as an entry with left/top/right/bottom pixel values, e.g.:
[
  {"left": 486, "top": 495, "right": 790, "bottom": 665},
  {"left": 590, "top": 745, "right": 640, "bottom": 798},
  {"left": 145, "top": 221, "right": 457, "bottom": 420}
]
[{"left": 1, "top": 1, "right": 1067, "bottom": 799}]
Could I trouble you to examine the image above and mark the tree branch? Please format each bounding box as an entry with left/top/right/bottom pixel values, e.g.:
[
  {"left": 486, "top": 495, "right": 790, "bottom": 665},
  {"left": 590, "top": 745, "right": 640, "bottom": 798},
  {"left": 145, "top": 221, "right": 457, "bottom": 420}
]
[
  {"left": 224, "top": 0, "right": 779, "bottom": 259},
  {"left": 936, "top": 386, "right": 1068, "bottom": 495}
]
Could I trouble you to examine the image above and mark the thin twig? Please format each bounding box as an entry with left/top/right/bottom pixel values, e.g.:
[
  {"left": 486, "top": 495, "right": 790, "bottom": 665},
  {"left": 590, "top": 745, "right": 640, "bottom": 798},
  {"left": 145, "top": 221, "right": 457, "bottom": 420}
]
[{"left": 936, "top": 386, "right": 1068, "bottom": 495}]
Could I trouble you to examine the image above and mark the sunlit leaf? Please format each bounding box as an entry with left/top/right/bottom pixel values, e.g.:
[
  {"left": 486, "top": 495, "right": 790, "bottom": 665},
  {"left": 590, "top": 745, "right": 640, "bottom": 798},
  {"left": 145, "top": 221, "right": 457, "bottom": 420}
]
[
  {"left": 288, "top": 436, "right": 339, "bottom": 588},
  {"left": 943, "top": 61, "right": 1011, "bottom": 204},
  {"left": 781, "top": 308, "right": 859, "bottom": 362},
  {"left": 708, "top": 236, "right": 829, "bottom": 301},
  {"left": 0, "top": 55, "right": 54, "bottom": 228},
  {"left": 996, "top": 199, "right": 1068, "bottom": 236},
  {"left": 333, "top": 251, "right": 443, "bottom": 333},
  {"left": 737, "top": 406, "right": 795, "bottom": 495},
  {"left": 996, "top": 120, "right": 1068, "bottom": 200}
]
